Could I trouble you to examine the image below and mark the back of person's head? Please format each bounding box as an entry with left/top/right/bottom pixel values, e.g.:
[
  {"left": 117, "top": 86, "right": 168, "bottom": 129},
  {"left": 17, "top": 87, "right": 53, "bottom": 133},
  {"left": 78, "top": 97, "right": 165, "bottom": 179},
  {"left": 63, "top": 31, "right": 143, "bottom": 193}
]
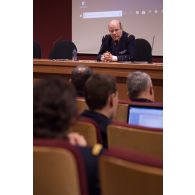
[
  {"left": 33, "top": 77, "right": 77, "bottom": 138},
  {"left": 84, "top": 73, "right": 117, "bottom": 110},
  {"left": 70, "top": 65, "right": 93, "bottom": 97},
  {"left": 126, "top": 71, "right": 154, "bottom": 101}
]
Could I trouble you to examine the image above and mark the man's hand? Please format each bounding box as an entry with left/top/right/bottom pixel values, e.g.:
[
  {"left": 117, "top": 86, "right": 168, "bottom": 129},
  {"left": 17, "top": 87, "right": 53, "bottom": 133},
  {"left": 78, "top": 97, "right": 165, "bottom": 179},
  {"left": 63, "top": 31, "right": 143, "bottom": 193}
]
[
  {"left": 67, "top": 132, "right": 87, "bottom": 147},
  {"left": 101, "top": 51, "right": 113, "bottom": 62}
]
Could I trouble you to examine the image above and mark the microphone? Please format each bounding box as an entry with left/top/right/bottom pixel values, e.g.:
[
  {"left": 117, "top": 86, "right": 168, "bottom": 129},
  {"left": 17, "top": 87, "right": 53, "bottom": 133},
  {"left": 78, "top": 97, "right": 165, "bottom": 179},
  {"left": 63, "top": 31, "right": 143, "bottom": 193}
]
[
  {"left": 151, "top": 35, "right": 155, "bottom": 55},
  {"left": 150, "top": 35, "right": 155, "bottom": 63}
]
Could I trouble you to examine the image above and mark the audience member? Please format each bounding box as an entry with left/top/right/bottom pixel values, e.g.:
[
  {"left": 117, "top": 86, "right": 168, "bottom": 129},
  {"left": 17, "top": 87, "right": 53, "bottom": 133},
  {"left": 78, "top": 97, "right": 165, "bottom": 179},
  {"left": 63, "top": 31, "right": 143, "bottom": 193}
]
[
  {"left": 70, "top": 65, "right": 93, "bottom": 97},
  {"left": 126, "top": 71, "right": 154, "bottom": 102},
  {"left": 34, "top": 78, "right": 103, "bottom": 195},
  {"left": 97, "top": 19, "right": 136, "bottom": 62},
  {"left": 81, "top": 73, "right": 118, "bottom": 148}
]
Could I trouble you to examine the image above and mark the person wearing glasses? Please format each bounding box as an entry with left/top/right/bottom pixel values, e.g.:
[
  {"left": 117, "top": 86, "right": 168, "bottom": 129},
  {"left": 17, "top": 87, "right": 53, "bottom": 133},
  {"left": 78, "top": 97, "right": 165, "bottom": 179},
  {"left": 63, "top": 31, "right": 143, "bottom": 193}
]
[{"left": 97, "top": 19, "right": 136, "bottom": 62}]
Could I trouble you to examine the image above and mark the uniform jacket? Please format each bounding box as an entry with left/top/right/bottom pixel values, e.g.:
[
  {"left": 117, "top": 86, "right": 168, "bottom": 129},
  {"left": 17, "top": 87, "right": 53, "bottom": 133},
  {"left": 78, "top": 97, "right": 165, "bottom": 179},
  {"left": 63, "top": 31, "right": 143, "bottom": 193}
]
[
  {"left": 81, "top": 110, "right": 111, "bottom": 148},
  {"left": 79, "top": 145, "right": 104, "bottom": 195},
  {"left": 97, "top": 31, "right": 136, "bottom": 61}
]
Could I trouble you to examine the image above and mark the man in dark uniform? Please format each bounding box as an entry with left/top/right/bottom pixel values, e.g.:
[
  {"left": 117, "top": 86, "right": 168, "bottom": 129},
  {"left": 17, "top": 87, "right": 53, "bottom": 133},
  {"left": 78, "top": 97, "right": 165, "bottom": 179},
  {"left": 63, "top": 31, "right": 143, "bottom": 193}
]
[
  {"left": 34, "top": 78, "right": 103, "bottom": 195},
  {"left": 97, "top": 19, "right": 136, "bottom": 62}
]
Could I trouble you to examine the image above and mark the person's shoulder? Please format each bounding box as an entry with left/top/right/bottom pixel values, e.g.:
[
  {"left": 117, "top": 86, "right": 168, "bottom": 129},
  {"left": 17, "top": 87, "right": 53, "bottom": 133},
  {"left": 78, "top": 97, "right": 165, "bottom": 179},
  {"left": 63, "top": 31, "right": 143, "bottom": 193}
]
[
  {"left": 78, "top": 144, "right": 104, "bottom": 159},
  {"left": 123, "top": 31, "right": 135, "bottom": 39},
  {"left": 91, "top": 144, "right": 103, "bottom": 156},
  {"left": 102, "top": 34, "right": 111, "bottom": 40}
]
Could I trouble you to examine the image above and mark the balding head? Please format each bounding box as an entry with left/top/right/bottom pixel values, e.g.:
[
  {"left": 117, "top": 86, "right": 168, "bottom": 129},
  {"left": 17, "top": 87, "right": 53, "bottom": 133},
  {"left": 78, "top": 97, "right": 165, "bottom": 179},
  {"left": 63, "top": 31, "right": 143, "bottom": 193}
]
[
  {"left": 108, "top": 20, "right": 122, "bottom": 29},
  {"left": 108, "top": 19, "right": 123, "bottom": 41},
  {"left": 70, "top": 65, "right": 93, "bottom": 97}
]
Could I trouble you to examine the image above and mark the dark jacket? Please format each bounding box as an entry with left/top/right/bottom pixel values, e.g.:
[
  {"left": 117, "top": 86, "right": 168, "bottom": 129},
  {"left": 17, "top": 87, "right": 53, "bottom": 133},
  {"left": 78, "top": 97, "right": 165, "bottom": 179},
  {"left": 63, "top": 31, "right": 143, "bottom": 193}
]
[
  {"left": 81, "top": 110, "right": 111, "bottom": 148},
  {"left": 97, "top": 31, "right": 136, "bottom": 61},
  {"left": 78, "top": 145, "right": 104, "bottom": 195},
  {"left": 130, "top": 98, "right": 153, "bottom": 102}
]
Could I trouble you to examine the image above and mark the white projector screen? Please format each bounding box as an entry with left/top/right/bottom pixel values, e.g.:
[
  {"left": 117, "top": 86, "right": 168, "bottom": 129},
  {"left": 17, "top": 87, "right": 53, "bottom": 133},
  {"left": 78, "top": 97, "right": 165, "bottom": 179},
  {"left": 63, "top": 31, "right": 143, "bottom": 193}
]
[{"left": 72, "top": 0, "right": 163, "bottom": 56}]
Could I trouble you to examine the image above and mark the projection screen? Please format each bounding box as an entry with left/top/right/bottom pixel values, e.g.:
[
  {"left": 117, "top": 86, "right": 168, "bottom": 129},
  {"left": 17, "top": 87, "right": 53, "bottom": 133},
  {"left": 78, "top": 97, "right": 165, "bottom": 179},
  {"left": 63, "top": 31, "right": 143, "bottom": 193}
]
[{"left": 72, "top": 0, "right": 163, "bottom": 56}]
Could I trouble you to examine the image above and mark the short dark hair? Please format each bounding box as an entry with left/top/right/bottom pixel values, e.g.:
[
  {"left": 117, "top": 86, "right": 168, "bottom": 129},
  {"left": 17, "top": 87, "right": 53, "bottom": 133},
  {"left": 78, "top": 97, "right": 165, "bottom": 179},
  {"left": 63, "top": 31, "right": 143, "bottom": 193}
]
[
  {"left": 126, "top": 71, "right": 152, "bottom": 99},
  {"left": 84, "top": 73, "right": 117, "bottom": 110},
  {"left": 33, "top": 78, "right": 77, "bottom": 138},
  {"left": 71, "top": 65, "right": 93, "bottom": 97}
]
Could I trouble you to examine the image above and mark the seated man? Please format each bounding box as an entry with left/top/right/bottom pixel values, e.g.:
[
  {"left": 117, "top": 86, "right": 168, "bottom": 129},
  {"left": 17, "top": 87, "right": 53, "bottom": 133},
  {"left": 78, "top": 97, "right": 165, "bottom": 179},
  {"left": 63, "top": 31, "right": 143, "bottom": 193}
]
[
  {"left": 34, "top": 78, "right": 103, "bottom": 195},
  {"left": 81, "top": 73, "right": 118, "bottom": 148},
  {"left": 70, "top": 65, "right": 93, "bottom": 97},
  {"left": 97, "top": 19, "right": 136, "bottom": 62},
  {"left": 126, "top": 71, "right": 154, "bottom": 102}
]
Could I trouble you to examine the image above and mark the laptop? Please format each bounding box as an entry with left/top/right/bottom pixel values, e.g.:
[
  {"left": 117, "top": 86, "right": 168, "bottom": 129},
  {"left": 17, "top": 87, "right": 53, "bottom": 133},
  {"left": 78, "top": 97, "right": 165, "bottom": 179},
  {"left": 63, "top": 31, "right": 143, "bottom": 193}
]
[{"left": 127, "top": 103, "right": 163, "bottom": 129}]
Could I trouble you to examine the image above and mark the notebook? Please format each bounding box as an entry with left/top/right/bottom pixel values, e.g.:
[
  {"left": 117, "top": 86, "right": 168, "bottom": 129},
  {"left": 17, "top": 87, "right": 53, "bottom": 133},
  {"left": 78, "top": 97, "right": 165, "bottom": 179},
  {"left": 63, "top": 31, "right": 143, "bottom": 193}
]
[{"left": 127, "top": 104, "right": 163, "bottom": 129}]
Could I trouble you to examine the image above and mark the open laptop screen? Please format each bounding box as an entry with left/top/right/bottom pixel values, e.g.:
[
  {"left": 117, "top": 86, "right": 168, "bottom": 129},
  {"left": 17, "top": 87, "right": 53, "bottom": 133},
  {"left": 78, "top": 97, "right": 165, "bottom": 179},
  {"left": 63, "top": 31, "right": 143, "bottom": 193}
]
[{"left": 127, "top": 105, "right": 163, "bottom": 128}]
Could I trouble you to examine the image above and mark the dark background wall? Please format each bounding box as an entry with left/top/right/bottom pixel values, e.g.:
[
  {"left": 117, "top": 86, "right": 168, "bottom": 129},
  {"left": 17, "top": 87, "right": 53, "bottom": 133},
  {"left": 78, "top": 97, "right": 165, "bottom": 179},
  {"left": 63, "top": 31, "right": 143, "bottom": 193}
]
[
  {"left": 33, "top": 0, "right": 162, "bottom": 62},
  {"left": 33, "top": 0, "right": 72, "bottom": 58}
]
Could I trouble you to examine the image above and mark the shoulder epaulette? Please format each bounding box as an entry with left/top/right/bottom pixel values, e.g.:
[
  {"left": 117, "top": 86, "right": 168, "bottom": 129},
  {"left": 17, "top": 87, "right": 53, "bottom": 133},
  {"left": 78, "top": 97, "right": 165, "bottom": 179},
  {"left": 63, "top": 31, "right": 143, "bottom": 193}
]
[
  {"left": 91, "top": 144, "right": 103, "bottom": 156},
  {"left": 104, "top": 34, "right": 110, "bottom": 39}
]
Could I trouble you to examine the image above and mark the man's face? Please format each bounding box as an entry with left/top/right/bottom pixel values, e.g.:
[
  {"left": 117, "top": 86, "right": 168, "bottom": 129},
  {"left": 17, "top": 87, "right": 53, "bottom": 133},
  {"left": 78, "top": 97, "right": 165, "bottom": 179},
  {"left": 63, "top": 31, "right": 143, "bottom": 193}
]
[{"left": 108, "top": 22, "right": 123, "bottom": 41}]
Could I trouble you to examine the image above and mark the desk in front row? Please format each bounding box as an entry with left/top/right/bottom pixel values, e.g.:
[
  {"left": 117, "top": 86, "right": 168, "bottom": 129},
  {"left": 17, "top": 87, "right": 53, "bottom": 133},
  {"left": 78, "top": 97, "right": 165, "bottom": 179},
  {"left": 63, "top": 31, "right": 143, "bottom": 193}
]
[{"left": 33, "top": 59, "right": 163, "bottom": 102}]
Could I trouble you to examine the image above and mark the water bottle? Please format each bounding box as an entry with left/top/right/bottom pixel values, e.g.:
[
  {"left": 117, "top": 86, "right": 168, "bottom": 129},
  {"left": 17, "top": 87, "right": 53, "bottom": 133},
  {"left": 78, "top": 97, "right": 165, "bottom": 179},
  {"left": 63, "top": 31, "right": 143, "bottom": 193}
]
[{"left": 72, "top": 49, "right": 77, "bottom": 61}]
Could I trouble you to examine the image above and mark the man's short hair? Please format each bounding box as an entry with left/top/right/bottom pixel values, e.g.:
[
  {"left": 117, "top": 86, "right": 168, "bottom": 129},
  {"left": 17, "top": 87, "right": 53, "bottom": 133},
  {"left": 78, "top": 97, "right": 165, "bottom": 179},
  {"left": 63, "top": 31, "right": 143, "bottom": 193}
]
[
  {"left": 126, "top": 71, "right": 152, "bottom": 99},
  {"left": 84, "top": 73, "right": 117, "bottom": 110},
  {"left": 33, "top": 77, "right": 77, "bottom": 138},
  {"left": 71, "top": 65, "right": 93, "bottom": 97}
]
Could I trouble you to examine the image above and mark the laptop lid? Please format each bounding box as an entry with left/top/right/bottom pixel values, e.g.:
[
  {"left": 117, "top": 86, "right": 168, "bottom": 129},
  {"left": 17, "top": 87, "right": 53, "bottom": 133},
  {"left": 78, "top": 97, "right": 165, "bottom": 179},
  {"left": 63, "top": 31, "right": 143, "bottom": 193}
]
[{"left": 127, "top": 103, "right": 163, "bottom": 129}]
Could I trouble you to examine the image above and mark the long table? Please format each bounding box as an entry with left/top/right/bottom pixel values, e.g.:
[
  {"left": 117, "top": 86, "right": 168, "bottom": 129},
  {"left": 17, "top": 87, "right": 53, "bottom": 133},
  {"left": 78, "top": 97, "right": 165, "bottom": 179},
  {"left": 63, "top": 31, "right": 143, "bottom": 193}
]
[{"left": 33, "top": 59, "right": 163, "bottom": 102}]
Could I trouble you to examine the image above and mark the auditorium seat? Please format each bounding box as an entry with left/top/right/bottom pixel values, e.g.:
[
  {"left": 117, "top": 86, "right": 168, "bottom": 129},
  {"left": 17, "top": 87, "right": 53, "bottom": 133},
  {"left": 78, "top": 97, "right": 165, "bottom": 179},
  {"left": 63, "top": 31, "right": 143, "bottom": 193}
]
[
  {"left": 34, "top": 138, "right": 89, "bottom": 195},
  {"left": 69, "top": 117, "right": 102, "bottom": 146},
  {"left": 134, "top": 38, "right": 152, "bottom": 63},
  {"left": 76, "top": 97, "right": 88, "bottom": 114},
  {"left": 113, "top": 99, "right": 130, "bottom": 122},
  {"left": 99, "top": 148, "right": 163, "bottom": 195},
  {"left": 107, "top": 121, "right": 163, "bottom": 159},
  {"left": 49, "top": 40, "right": 77, "bottom": 59}
]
